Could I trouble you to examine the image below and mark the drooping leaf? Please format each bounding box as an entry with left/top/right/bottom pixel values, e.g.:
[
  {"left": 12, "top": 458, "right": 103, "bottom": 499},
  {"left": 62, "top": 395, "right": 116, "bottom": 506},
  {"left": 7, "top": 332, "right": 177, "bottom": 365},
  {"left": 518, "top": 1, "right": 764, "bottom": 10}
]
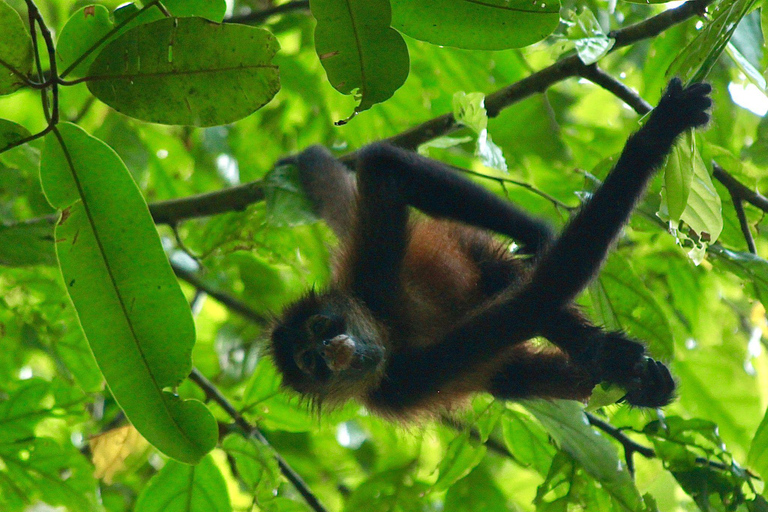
[
  {"left": 0, "top": 0, "right": 33, "bottom": 95},
  {"left": 668, "top": 0, "right": 758, "bottom": 83},
  {"left": 134, "top": 456, "right": 231, "bottom": 512},
  {"left": 390, "top": 0, "right": 560, "bottom": 50},
  {"left": 525, "top": 400, "right": 645, "bottom": 512},
  {"left": 312, "top": 0, "right": 409, "bottom": 121},
  {"left": 39, "top": 123, "right": 217, "bottom": 464},
  {"left": 663, "top": 131, "right": 696, "bottom": 222},
  {"left": 87, "top": 17, "right": 280, "bottom": 126}
]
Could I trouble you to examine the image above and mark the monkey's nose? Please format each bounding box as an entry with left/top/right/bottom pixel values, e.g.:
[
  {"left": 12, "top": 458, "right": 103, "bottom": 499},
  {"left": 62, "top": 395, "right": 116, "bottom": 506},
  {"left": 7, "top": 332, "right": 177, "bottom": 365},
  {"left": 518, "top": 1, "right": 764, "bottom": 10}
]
[{"left": 322, "top": 334, "right": 356, "bottom": 371}]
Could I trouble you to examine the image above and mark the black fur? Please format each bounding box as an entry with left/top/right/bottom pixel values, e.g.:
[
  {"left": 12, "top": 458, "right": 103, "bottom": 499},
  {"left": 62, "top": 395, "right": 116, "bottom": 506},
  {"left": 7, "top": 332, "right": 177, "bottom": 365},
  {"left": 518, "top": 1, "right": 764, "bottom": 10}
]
[{"left": 272, "top": 79, "right": 711, "bottom": 416}]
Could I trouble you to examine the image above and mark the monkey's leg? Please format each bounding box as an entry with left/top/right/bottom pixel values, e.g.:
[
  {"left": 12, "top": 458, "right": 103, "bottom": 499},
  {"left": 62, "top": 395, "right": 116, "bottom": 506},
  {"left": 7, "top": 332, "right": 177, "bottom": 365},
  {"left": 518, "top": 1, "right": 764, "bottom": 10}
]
[
  {"left": 540, "top": 308, "right": 675, "bottom": 407},
  {"left": 489, "top": 345, "right": 594, "bottom": 401}
]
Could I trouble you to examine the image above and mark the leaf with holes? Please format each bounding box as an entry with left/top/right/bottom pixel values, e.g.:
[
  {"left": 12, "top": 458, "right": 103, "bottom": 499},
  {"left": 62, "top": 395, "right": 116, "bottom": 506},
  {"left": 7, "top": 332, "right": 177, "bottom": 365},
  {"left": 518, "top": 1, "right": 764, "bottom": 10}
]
[{"left": 87, "top": 17, "right": 279, "bottom": 126}]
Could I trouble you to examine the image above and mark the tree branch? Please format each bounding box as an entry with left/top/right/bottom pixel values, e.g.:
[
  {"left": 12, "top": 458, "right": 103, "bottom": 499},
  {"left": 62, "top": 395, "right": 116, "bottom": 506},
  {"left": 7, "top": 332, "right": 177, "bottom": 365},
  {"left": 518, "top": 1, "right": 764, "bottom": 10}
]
[
  {"left": 586, "top": 413, "right": 654, "bottom": 475},
  {"left": 712, "top": 163, "right": 768, "bottom": 213},
  {"left": 189, "top": 368, "right": 329, "bottom": 512}
]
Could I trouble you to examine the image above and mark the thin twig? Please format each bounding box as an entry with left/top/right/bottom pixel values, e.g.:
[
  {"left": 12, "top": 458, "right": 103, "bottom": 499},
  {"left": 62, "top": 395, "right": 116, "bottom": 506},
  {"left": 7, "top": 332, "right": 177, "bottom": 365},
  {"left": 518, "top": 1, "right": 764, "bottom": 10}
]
[
  {"left": 577, "top": 65, "right": 653, "bottom": 115},
  {"left": 732, "top": 198, "right": 757, "bottom": 254},
  {"left": 189, "top": 368, "right": 329, "bottom": 512},
  {"left": 586, "top": 413, "right": 654, "bottom": 475},
  {"left": 172, "top": 263, "right": 270, "bottom": 325},
  {"left": 712, "top": 163, "right": 768, "bottom": 212},
  {"left": 226, "top": 1, "right": 310, "bottom": 24}
]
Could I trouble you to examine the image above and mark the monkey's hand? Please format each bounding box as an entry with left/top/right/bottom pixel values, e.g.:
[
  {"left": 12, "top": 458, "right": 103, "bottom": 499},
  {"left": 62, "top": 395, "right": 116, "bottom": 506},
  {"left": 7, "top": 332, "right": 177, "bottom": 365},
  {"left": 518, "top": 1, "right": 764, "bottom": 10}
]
[
  {"left": 576, "top": 333, "right": 676, "bottom": 408},
  {"left": 645, "top": 78, "right": 712, "bottom": 144},
  {"left": 294, "top": 145, "right": 357, "bottom": 239}
]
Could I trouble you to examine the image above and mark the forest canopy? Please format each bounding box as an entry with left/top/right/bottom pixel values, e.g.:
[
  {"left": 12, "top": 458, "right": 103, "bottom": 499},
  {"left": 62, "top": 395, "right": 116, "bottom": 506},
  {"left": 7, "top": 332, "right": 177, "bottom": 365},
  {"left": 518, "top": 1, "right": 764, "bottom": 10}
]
[{"left": 0, "top": 0, "right": 767, "bottom": 511}]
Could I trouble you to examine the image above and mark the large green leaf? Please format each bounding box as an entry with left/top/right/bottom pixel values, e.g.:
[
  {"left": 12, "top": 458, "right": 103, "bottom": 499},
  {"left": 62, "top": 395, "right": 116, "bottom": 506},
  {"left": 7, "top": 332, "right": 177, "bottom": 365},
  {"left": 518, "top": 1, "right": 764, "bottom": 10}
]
[
  {"left": 748, "top": 407, "right": 768, "bottom": 483},
  {"left": 0, "top": 0, "right": 32, "bottom": 95},
  {"left": 390, "top": 0, "right": 559, "bottom": 50},
  {"left": 135, "top": 456, "right": 231, "bottom": 512},
  {"left": 525, "top": 400, "right": 645, "bottom": 512},
  {"left": 312, "top": 0, "right": 409, "bottom": 120},
  {"left": 39, "top": 123, "right": 217, "bottom": 464},
  {"left": 87, "top": 17, "right": 280, "bottom": 126}
]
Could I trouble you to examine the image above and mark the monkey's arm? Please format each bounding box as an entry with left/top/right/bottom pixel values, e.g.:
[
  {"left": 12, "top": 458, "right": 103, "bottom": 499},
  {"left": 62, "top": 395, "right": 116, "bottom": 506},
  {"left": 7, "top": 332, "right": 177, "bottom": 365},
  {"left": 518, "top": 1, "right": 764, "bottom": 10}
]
[
  {"left": 519, "top": 80, "right": 711, "bottom": 311},
  {"left": 296, "top": 146, "right": 358, "bottom": 241}
]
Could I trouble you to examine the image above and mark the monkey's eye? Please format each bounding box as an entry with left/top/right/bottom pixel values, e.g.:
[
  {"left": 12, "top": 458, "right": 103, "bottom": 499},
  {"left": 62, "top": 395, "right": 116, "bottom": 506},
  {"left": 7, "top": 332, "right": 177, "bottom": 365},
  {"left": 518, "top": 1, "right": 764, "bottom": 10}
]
[
  {"left": 296, "top": 349, "right": 317, "bottom": 374},
  {"left": 306, "top": 314, "right": 334, "bottom": 337}
]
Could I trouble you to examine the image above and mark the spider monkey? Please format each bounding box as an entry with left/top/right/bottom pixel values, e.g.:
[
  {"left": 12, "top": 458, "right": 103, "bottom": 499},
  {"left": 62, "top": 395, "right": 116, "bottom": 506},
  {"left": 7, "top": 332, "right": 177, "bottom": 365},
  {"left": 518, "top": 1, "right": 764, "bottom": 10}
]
[{"left": 270, "top": 79, "right": 712, "bottom": 419}]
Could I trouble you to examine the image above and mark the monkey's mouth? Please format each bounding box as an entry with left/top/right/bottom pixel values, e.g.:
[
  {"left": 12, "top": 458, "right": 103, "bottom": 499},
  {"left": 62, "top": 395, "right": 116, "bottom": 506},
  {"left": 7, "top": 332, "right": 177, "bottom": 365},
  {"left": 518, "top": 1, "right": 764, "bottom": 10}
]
[{"left": 321, "top": 335, "right": 381, "bottom": 373}]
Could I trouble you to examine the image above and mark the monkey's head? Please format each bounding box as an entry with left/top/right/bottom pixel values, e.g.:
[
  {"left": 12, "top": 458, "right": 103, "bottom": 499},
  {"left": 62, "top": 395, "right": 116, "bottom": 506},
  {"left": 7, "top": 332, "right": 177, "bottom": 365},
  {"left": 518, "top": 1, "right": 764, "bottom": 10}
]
[{"left": 270, "top": 289, "right": 387, "bottom": 405}]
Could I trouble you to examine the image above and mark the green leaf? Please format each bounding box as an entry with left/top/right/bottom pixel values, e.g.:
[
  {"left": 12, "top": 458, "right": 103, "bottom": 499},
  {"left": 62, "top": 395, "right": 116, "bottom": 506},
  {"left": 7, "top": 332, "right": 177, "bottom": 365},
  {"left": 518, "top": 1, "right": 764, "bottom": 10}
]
[
  {"left": 433, "top": 431, "right": 487, "bottom": 492},
  {"left": 391, "top": 0, "right": 560, "bottom": 50},
  {"left": 668, "top": 0, "right": 758, "bottom": 83},
  {"left": 135, "top": 456, "right": 231, "bottom": 512},
  {"left": 452, "top": 91, "right": 507, "bottom": 171},
  {"left": 312, "top": 0, "right": 409, "bottom": 120},
  {"left": 444, "top": 466, "right": 508, "bottom": 511},
  {"left": 0, "top": 215, "right": 56, "bottom": 266},
  {"left": 0, "top": 0, "right": 32, "bottom": 95},
  {"left": 749, "top": 407, "right": 768, "bottom": 483},
  {"left": 501, "top": 408, "right": 556, "bottom": 476},
  {"left": 591, "top": 254, "right": 674, "bottom": 359},
  {"left": 525, "top": 400, "right": 645, "bottom": 512},
  {"left": 264, "top": 161, "right": 318, "bottom": 227},
  {"left": 56, "top": 5, "right": 114, "bottom": 78},
  {"left": 713, "top": 248, "right": 768, "bottom": 315},
  {"left": 222, "top": 435, "right": 281, "bottom": 502},
  {"left": 0, "top": 379, "right": 52, "bottom": 443},
  {"left": 565, "top": 9, "right": 615, "bottom": 65},
  {"left": 87, "top": 17, "right": 280, "bottom": 126},
  {"left": 659, "top": 141, "right": 723, "bottom": 264},
  {"left": 0, "top": 118, "right": 30, "bottom": 153},
  {"left": 662, "top": 133, "right": 695, "bottom": 222},
  {"left": 0, "top": 437, "right": 99, "bottom": 512},
  {"left": 39, "top": 123, "right": 217, "bottom": 464}
]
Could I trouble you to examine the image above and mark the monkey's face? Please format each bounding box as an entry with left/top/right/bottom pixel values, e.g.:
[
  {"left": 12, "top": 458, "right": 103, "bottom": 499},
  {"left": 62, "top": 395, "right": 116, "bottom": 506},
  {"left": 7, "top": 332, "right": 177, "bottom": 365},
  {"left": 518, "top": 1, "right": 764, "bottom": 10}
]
[{"left": 270, "top": 290, "right": 386, "bottom": 404}]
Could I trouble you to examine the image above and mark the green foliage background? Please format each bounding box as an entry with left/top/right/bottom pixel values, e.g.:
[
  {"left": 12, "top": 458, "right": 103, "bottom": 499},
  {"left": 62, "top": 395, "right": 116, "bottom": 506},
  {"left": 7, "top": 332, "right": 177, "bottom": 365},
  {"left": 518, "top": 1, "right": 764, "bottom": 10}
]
[{"left": 0, "top": 0, "right": 767, "bottom": 510}]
